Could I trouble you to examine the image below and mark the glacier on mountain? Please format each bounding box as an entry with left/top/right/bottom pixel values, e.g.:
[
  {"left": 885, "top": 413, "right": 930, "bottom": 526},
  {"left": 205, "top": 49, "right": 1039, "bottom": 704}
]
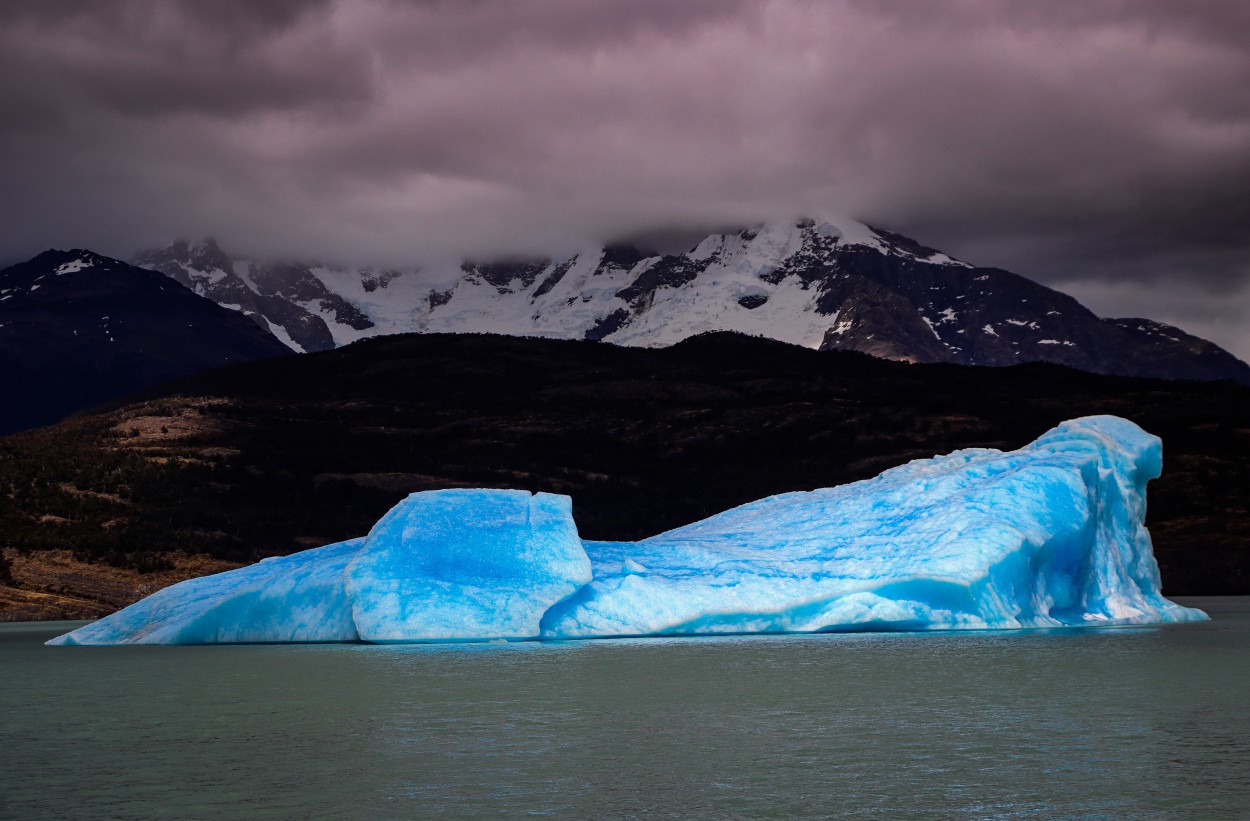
[
  {"left": 132, "top": 217, "right": 1250, "bottom": 384},
  {"left": 48, "top": 416, "right": 1207, "bottom": 646},
  {"left": 135, "top": 217, "right": 971, "bottom": 352}
]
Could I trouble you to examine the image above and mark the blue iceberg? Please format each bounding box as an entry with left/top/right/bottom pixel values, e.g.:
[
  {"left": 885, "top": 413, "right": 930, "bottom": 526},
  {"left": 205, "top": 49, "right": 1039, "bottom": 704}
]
[
  {"left": 48, "top": 416, "right": 1206, "bottom": 646},
  {"left": 49, "top": 539, "right": 363, "bottom": 645},
  {"left": 543, "top": 416, "right": 1199, "bottom": 636},
  {"left": 345, "top": 489, "right": 591, "bottom": 642}
]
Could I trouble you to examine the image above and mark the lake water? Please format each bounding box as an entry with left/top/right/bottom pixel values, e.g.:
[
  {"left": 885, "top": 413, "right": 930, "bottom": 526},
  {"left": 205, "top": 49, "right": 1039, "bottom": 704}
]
[{"left": 3, "top": 598, "right": 1248, "bottom": 820}]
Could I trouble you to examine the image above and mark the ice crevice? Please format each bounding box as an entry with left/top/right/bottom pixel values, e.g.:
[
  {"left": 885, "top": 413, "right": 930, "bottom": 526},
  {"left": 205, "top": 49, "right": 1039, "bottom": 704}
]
[{"left": 48, "top": 415, "right": 1207, "bottom": 646}]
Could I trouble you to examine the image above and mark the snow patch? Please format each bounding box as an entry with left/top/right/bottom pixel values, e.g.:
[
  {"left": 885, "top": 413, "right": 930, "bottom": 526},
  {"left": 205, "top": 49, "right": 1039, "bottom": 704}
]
[
  {"left": 55, "top": 259, "right": 93, "bottom": 275},
  {"left": 260, "top": 317, "right": 306, "bottom": 353}
]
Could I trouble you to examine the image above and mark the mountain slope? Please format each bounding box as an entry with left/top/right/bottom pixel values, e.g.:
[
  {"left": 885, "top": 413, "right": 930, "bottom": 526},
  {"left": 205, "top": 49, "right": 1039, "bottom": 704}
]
[
  {"left": 136, "top": 219, "right": 1250, "bottom": 383},
  {"left": 0, "top": 250, "right": 292, "bottom": 434},
  {"left": 0, "top": 331, "right": 1246, "bottom": 621}
]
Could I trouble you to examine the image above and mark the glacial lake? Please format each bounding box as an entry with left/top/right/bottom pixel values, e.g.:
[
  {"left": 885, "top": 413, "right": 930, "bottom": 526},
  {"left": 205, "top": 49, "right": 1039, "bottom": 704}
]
[{"left": 3, "top": 598, "right": 1248, "bottom": 820}]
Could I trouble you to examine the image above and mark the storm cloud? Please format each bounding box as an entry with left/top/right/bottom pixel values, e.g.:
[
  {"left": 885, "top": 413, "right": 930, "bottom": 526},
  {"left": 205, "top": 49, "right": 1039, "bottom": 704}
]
[{"left": 2, "top": 0, "right": 1248, "bottom": 357}]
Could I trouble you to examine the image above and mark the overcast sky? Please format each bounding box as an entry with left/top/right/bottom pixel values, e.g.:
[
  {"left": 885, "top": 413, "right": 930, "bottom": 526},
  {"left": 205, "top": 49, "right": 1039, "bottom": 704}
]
[{"left": 2, "top": 0, "right": 1248, "bottom": 358}]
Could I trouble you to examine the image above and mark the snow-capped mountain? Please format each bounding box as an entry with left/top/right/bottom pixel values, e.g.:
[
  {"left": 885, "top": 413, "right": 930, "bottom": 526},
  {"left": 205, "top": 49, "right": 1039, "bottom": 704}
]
[
  {"left": 133, "top": 239, "right": 374, "bottom": 353},
  {"left": 134, "top": 218, "right": 1250, "bottom": 383},
  {"left": 0, "top": 249, "right": 291, "bottom": 434}
]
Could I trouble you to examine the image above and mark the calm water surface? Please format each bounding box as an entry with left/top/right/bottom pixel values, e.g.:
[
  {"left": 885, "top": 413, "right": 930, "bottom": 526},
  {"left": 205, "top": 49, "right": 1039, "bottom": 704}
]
[{"left": 2, "top": 597, "right": 1248, "bottom": 820}]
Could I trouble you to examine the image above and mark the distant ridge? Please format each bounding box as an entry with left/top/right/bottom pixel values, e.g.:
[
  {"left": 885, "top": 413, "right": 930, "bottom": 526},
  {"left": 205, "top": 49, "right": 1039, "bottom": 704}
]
[
  {"left": 135, "top": 218, "right": 1250, "bottom": 384},
  {"left": 0, "top": 249, "right": 291, "bottom": 434}
]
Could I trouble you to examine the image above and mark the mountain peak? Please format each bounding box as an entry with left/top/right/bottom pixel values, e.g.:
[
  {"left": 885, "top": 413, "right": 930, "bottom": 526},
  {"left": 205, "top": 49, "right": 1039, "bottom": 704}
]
[
  {"left": 131, "top": 225, "right": 1248, "bottom": 384},
  {"left": 0, "top": 248, "right": 291, "bottom": 434},
  {"left": 28, "top": 247, "right": 109, "bottom": 268},
  {"left": 2, "top": 249, "right": 138, "bottom": 291}
]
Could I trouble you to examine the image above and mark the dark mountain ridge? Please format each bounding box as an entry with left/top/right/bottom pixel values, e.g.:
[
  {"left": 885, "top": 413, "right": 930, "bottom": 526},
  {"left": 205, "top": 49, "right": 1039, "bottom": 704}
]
[{"left": 0, "top": 249, "right": 292, "bottom": 434}]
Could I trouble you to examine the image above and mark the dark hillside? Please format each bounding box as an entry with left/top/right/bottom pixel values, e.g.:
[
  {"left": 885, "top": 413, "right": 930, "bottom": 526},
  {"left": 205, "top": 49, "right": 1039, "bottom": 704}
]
[
  {"left": 0, "top": 249, "right": 291, "bottom": 434},
  {"left": 1, "top": 331, "right": 1246, "bottom": 617}
]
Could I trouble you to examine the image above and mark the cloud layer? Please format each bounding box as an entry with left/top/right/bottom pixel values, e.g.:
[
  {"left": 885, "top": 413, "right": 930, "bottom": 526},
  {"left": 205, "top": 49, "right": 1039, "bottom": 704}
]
[{"left": 2, "top": 0, "right": 1248, "bottom": 356}]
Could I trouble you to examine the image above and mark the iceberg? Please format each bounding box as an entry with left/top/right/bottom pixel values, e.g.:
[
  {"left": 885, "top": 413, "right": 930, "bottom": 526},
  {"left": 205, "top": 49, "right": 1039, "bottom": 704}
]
[
  {"left": 345, "top": 489, "right": 592, "bottom": 642},
  {"left": 542, "top": 416, "right": 1198, "bottom": 636},
  {"left": 48, "top": 539, "right": 363, "bottom": 645},
  {"left": 48, "top": 416, "right": 1207, "bottom": 646}
]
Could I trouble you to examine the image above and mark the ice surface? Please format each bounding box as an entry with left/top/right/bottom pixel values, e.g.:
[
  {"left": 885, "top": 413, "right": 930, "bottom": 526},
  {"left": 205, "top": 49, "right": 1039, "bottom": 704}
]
[
  {"left": 48, "top": 417, "right": 1206, "bottom": 646},
  {"left": 542, "top": 417, "right": 1203, "bottom": 637},
  {"left": 345, "top": 489, "right": 592, "bottom": 641},
  {"left": 47, "top": 539, "right": 363, "bottom": 645}
]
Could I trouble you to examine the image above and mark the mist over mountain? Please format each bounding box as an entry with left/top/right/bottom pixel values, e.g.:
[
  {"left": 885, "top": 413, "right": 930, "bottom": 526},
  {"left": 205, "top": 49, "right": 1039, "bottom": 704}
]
[{"left": 135, "top": 218, "right": 1250, "bottom": 384}]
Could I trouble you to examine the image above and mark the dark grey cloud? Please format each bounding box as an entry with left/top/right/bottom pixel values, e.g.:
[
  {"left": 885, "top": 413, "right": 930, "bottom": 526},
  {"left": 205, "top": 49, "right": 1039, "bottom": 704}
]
[{"left": 1, "top": 0, "right": 1248, "bottom": 357}]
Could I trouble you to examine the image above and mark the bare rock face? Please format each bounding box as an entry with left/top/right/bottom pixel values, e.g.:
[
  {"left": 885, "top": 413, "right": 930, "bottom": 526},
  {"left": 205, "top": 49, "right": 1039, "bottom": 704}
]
[{"left": 134, "top": 239, "right": 372, "bottom": 353}]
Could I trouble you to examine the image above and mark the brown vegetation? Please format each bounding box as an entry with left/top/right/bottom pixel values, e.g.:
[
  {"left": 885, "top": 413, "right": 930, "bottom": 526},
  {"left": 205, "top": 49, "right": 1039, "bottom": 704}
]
[{"left": 0, "top": 548, "right": 239, "bottom": 621}]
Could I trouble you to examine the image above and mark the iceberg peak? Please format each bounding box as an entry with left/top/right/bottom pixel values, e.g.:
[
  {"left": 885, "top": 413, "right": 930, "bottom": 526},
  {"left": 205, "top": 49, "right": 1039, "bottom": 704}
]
[
  {"left": 345, "top": 489, "right": 591, "bottom": 642},
  {"left": 48, "top": 415, "right": 1206, "bottom": 646}
]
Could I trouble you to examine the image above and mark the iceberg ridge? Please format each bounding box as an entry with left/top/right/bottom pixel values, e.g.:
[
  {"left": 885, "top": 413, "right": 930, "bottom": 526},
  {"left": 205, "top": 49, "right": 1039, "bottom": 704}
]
[{"left": 48, "top": 416, "right": 1206, "bottom": 646}]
